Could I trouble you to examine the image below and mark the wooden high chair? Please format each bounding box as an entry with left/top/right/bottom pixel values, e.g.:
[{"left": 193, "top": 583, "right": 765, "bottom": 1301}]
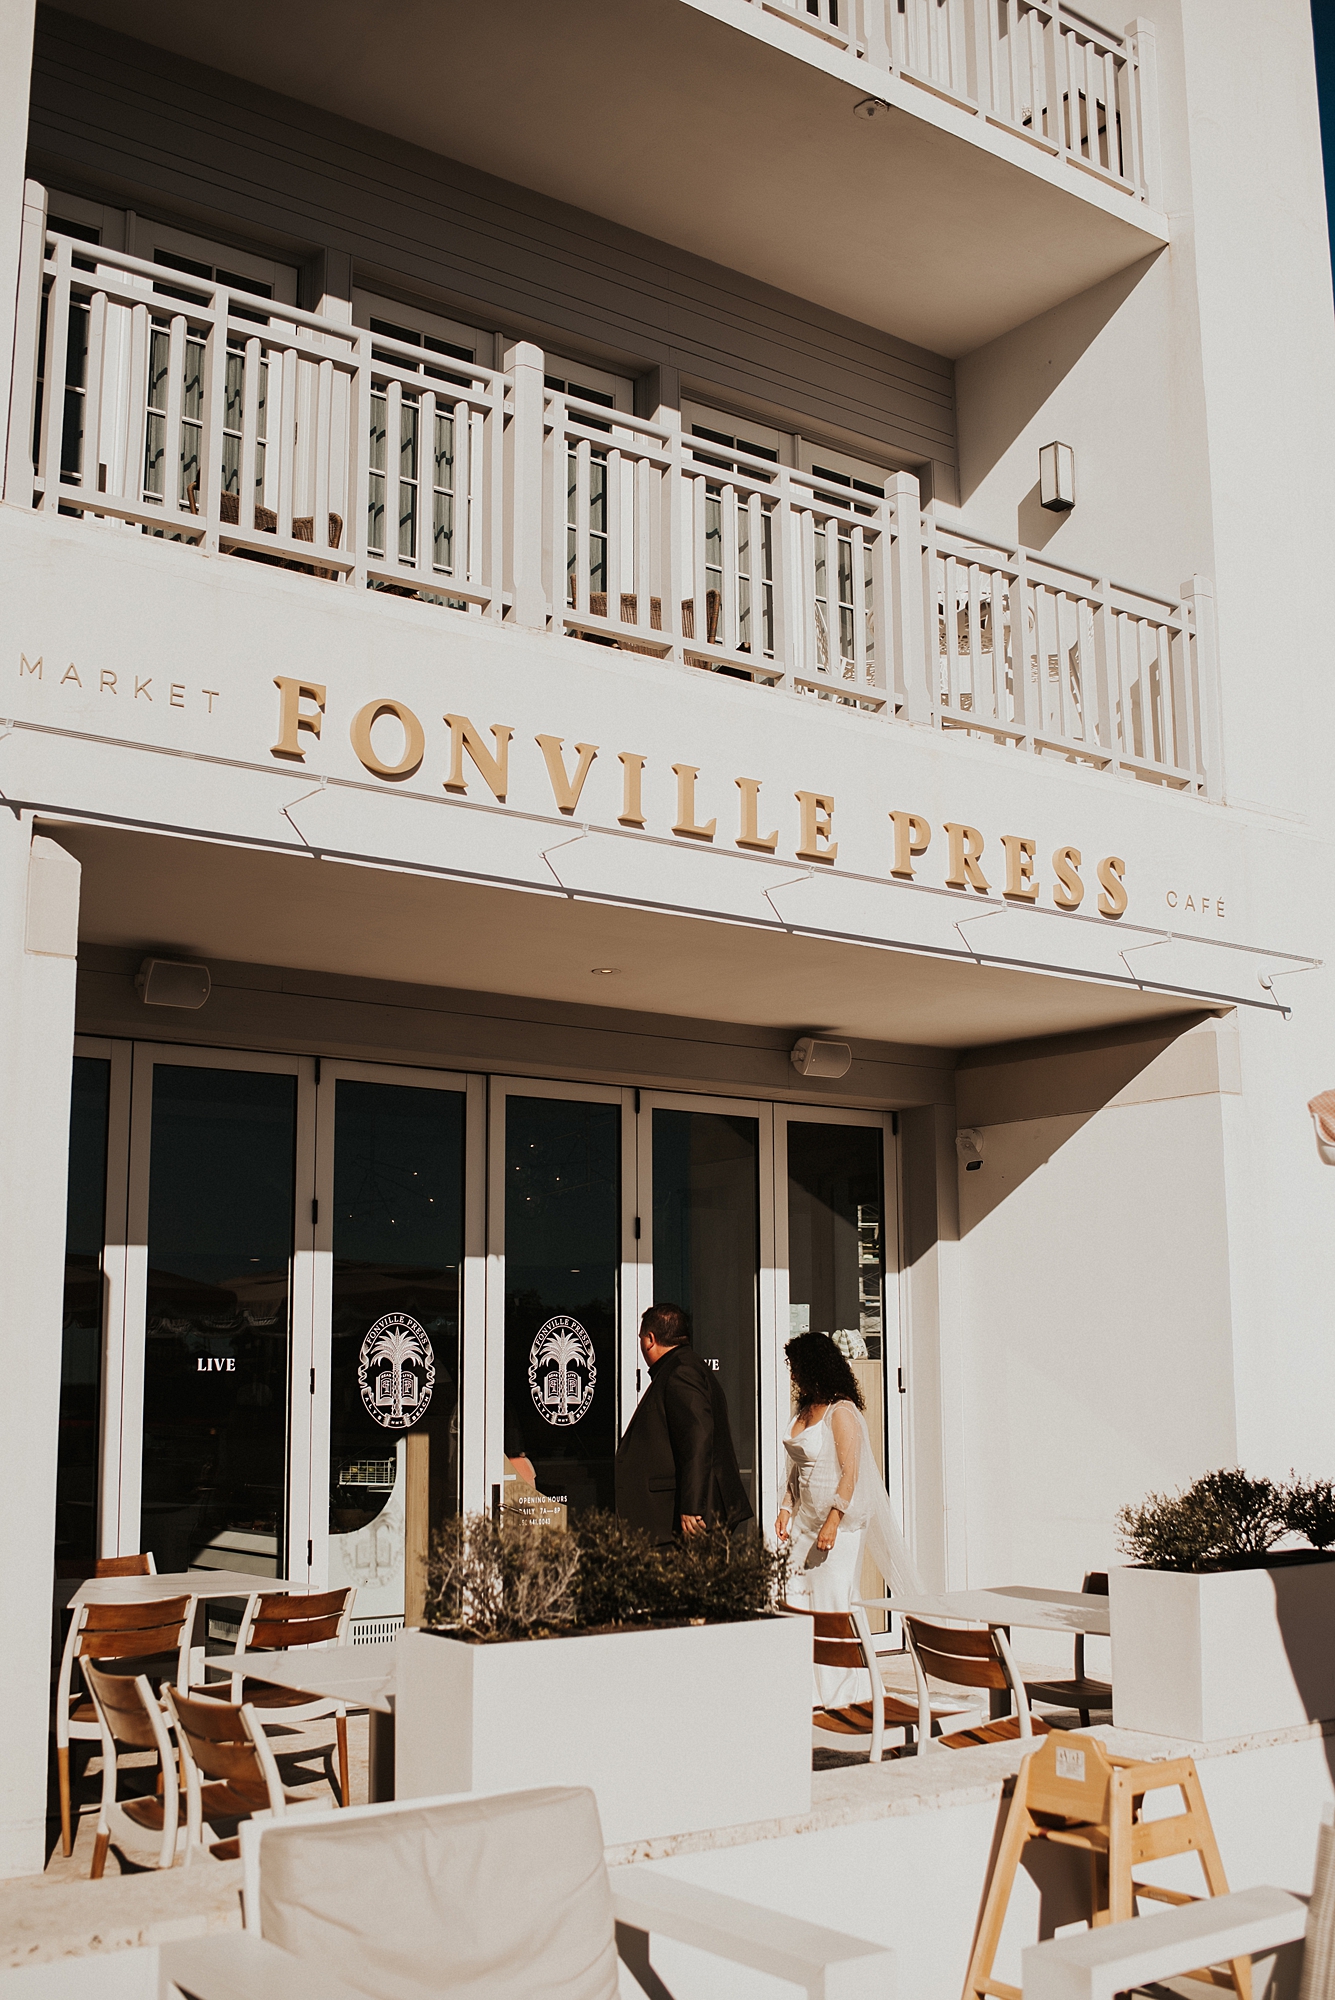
[{"left": 961, "top": 1731, "right": 1251, "bottom": 2000}]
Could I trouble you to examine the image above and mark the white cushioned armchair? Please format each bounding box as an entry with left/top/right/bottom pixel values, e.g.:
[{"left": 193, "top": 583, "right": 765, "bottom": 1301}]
[{"left": 0, "top": 1785, "right": 895, "bottom": 2000}]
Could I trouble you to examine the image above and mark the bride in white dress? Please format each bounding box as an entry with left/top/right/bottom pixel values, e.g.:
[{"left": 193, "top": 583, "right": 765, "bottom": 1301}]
[{"left": 777, "top": 1332, "right": 924, "bottom": 1706}]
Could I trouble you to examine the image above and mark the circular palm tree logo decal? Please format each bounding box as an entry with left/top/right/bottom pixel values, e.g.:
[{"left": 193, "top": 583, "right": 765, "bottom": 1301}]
[
  {"left": 528, "top": 1316, "right": 596, "bottom": 1427},
  {"left": 358, "top": 1312, "right": 435, "bottom": 1431}
]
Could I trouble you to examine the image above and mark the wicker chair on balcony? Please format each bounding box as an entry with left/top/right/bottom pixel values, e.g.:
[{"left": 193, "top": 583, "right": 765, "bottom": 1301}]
[
  {"left": 187, "top": 486, "right": 343, "bottom": 578},
  {"left": 584, "top": 590, "right": 721, "bottom": 653}
]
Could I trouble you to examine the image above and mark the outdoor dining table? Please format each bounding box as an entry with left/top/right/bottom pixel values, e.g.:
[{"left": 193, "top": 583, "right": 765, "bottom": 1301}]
[
  {"left": 208, "top": 1641, "right": 398, "bottom": 1802},
  {"left": 64, "top": 1568, "right": 293, "bottom": 1681},
  {"left": 66, "top": 1568, "right": 288, "bottom": 1610},
  {"left": 876, "top": 1584, "right": 1111, "bottom": 1719}
]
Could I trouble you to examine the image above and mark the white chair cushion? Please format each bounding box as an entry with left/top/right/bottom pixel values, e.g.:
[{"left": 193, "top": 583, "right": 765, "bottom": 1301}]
[{"left": 257, "top": 1785, "right": 619, "bottom": 2000}]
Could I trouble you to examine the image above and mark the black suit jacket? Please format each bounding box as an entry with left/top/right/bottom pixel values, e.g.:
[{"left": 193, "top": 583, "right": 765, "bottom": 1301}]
[{"left": 614, "top": 1344, "right": 754, "bottom": 1545}]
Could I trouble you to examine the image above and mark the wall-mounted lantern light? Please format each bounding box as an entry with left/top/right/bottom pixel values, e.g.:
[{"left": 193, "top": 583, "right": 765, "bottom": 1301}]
[{"left": 1039, "top": 440, "right": 1076, "bottom": 512}]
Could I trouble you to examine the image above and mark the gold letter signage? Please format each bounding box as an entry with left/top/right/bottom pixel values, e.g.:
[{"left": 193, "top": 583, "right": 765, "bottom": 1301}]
[{"left": 267, "top": 683, "right": 1132, "bottom": 917}]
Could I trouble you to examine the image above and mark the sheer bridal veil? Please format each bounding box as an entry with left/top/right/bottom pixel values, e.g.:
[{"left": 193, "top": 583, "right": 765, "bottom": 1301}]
[{"left": 849, "top": 1404, "right": 925, "bottom": 1597}]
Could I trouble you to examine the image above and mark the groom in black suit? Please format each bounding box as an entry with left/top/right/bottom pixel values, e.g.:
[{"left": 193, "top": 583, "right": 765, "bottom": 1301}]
[{"left": 615, "top": 1303, "right": 753, "bottom": 1545}]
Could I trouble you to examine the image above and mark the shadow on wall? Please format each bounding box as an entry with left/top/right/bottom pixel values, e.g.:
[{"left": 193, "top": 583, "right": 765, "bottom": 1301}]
[
  {"left": 953, "top": 1012, "right": 1230, "bottom": 1234},
  {"left": 1016, "top": 480, "right": 1067, "bottom": 551},
  {"left": 955, "top": 251, "right": 1163, "bottom": 508},
  {"left": 1272, "top": 1563, "right": 1335, "bottom": 1791}
]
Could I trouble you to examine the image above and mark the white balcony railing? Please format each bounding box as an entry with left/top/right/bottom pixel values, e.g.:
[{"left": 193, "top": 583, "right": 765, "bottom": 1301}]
[
  {"left": 548, "top": 397, "right": 890, "bottom": 706},
  {"left": 16, "top": 231, "right": 506, "bottom": 610},
  {"left": 926, "top": 521, "right": 1215, "bottom": 791},
  {"left": 752, "top": 0, "right": 1159, "bottom": 206},
  {"left": 6, "top": 219, "right": 1219, "bottom": 798}
]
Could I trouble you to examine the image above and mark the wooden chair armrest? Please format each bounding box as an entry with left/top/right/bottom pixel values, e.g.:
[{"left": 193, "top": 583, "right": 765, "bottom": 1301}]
[
  {"left": 1021, "top": 1885, "right": 1306, "bottom": 2000},
  {"left": 161, "top": 1933, "right": 373, "bottom": 2000},
  {"left": 611, "top": 1869, "right": 894, "bottom": 1996}
]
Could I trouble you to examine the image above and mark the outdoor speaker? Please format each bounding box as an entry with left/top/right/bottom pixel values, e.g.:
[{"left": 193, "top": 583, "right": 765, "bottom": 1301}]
[
  {"left": 135, "top": 957, "right": 211, "bottom": 1009},
  {"left": 790, "top": 1037, "right": 852, "bottom": 1080}
]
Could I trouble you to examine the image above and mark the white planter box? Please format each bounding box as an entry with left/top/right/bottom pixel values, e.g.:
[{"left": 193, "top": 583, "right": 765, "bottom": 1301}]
[
  {"left": 1110, "top": 1559, "right": 1335, "bottom": 1741},
  {"left": 395, "top": 1616, "right": 812, "bottom": 1846}
]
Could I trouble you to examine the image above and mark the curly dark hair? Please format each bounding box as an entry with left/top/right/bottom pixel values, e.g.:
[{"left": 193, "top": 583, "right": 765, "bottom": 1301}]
[{"left": 784, "top": 1331, "right": 865, "bottom": 1413}]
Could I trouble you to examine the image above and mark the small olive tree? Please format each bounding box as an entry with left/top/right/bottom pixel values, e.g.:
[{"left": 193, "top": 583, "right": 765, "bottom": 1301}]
[
  {"left": 1117, "top": 1468, "right": 1285, "bottom": 1571},
  {"left": 1283, "top": 1476, "right": 1335, "bottom": 1551}
]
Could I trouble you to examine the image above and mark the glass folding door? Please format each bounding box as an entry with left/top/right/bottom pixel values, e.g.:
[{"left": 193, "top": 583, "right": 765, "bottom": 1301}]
[
  {"left": 777, "top": 1108, "right": 901, "bottom": 1613},
  {"left": 488, "top": 1081, "right": 635, "bottom": 1519},
  {"left": 54, "top": 1052, "right": 111, "bottom": 1575},
  {"left": 636, "top": 1094, "right": 775, "bottom": 1524},
  {"left": 122, "top": 1048, "right": 314, "bottom": 1577},
  {"left": 312, "top": 1064, "right": 480, "bottom": 1629}
]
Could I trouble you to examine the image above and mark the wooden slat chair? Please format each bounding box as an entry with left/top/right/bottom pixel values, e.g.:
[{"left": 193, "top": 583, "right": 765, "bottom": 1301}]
[
  {"left": 1023, "top": 1570, "right": 1113, "bottom": 1727},
  {"left": 165, "top": 1687, "right": 318, "bottom": 1863},
  {"left": 80, "top": 1661, "right": 183, "bottom": 1878},
  {"left": 787, "top": 1604, "right": 976, "bottom": 1761},
  {"left": 55, "top": 1592, "right": 193, "bottom": 1858},
  {"left": 903, "top": 1614, "right": 1052, "bottom": 1751},
  {"left": 197, "top": 1588, "right": 355, "bottom": 1809},
  {"left": 93, "top": 1552, "right": 157, "bottom": 1578}
]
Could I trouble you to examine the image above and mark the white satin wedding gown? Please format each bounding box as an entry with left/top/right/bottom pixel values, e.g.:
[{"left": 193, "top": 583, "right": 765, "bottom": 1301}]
[{"left": 782, "top": 1399, "right": 924, "bottom": 1705}]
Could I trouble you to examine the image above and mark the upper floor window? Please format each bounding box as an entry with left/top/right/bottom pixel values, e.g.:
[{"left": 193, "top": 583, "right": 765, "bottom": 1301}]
[
  {"left": 141, "top": 221, "right": 298, "bottom": 306},
  {"left": 353, "top": 290, "right": 494, "bottom": 371},
  {"left": 683, "top": 399, "right": 892, "bottom": 496},
  {"left": 544, "top": 354, "right": 634, "bottom": 413}
]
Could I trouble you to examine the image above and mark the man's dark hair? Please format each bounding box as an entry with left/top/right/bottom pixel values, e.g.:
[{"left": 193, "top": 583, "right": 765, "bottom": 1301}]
[
  {"left": 641, "top": 1302, "right": 691, "bottom": 1348},
  {"left": 784, "top": 1331, "right": 865, "bottom": 1413}
]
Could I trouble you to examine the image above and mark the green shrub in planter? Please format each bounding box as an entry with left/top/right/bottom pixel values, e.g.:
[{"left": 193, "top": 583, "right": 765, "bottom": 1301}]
[
  {"left": 424, "top": 1509, "right": 789, "bottom": 1640},
  {"left": 1116, "top": 1467, "right": 1286, "bottom": 1571},
  {"left": 424, "top": 1511, "right": 581, "bottom": 1638},
  {"left": 1282, "top": 1476, "right": 1335, "bottom": 1551}
]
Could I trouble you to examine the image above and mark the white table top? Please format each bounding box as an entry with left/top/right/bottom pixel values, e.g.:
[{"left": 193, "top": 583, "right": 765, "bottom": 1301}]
[
  {"left": 208, "top": 1641, "right": 398, "bottom": 1712},
  {"left": 68, "top": 1568, "right": 289, "bottom": 1608},
  {"left": 877, "top": 1586, "right": 1110, "bottom": 1636}
]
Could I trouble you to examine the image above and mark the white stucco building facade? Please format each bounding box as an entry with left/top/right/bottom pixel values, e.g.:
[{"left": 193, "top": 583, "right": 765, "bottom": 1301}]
[{"left": 0, "top": 0, "right": 1331, "bottom": 1879}]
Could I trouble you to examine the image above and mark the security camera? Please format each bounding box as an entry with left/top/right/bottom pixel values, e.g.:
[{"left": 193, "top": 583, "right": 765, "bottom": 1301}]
[
  {"left": 790, "top": 1037, "right": 852, "bottom": 1080},
  {"left": 956, "top": 1128, "right": 985, "bottom": 1171}
]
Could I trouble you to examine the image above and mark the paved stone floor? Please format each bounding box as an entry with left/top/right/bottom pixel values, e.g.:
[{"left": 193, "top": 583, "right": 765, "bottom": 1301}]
[{"left": 3, "top": 1649, "right": 1115, "bottom": 1978}]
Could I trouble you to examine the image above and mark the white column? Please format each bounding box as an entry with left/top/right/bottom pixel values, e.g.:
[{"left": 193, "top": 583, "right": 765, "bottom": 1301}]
[
  {"left": 899, "top": 1103, "right": 967, "bottom": 1590},
  {"left": 0, "top": 818, "right": 80, "bottom": 1877},
  {"left": 0, "top": 0, "right": 37, "bottom": 497},
  {"left": 885, "top": 470, "right": 932, "bottom": 725},
  {"left": 502, "top": 339, "right": 549, "bottom": 631}
]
